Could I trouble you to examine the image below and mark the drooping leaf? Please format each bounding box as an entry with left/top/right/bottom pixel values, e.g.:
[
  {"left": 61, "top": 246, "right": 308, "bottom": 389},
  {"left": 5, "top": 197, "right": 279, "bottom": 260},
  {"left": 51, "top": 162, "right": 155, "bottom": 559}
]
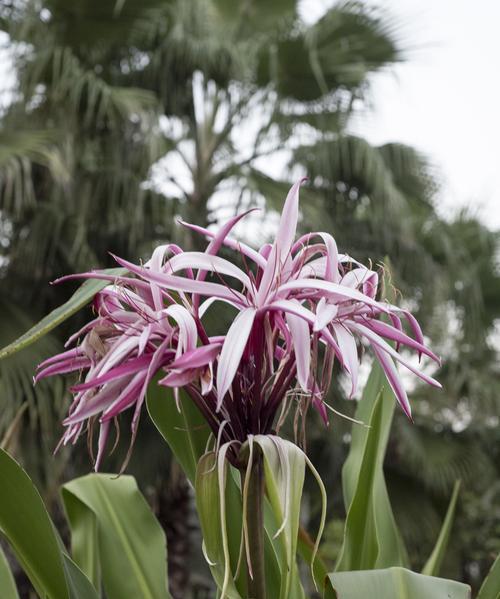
[
  {"left": 422, "top": 480, "right": 461, "bottom": 577},
  {"left": 254, "top": 435, "right": 306, "bottom": 599},
  {"left": 477, "top": 553, "right": 500, "bottom": 599},
  {"left": 0, "top": 545, "right": 19, "bottom": 599},
  {"left": 0, "top": 448, "right": 70, "bottom": 599},
  {"left": 62, "top": 473, "right": 170, "bottom": 599},
  {"left": 0, "top": 268, "right": 127, "bottom": 360},
  {"left": 195, "top": 452, "right": 244, "bottom": 599},
  {"left": 324, "top": 567, "right": 471, "bottom": 599}
]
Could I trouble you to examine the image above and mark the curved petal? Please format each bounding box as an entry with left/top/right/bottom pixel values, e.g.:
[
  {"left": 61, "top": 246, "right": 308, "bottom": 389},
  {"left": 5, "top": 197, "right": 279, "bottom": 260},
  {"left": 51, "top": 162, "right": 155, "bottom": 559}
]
[
  {"left": 286, "top": 307, "right": 311, "bottom": 391},
  {"left": 277, "top": 278, "right": 388, "bottom": 312},
  {"left": 166, "top": 252, "right": 253, "bottom": 293},
  {"left": 216, "top": 308, "right": 257, "bottom": 409},
  {"left": 371, "top": 345, "right": 412, "bottom": 419},
  {"left": 332, "top": 323, "right": 358, "bottom": 397},
  {"left": 111, "top": 254, "right": 247, "bottom": 306},
  {"left": 348, "top": 321, "right": 441, "bottom": 388}
]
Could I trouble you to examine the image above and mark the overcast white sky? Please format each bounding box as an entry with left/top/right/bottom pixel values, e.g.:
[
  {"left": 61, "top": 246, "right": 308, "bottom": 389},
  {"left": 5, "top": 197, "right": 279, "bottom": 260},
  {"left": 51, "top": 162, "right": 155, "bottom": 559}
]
[{"left": 302, "top": 0, "right": 500, "bottom": 229}]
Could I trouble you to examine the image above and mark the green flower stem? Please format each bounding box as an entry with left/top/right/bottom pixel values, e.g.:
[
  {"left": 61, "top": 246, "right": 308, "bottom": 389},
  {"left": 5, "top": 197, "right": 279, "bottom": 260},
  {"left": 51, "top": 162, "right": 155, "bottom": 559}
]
[{"left": 245, "top": 453, "right": 266, "bottom": 599}]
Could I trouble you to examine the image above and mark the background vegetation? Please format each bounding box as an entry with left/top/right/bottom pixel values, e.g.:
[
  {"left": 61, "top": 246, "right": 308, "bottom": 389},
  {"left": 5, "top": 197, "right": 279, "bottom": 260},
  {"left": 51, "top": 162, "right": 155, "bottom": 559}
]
[{"left": 0, "top": 1, "right": 498, "bottom": 597}]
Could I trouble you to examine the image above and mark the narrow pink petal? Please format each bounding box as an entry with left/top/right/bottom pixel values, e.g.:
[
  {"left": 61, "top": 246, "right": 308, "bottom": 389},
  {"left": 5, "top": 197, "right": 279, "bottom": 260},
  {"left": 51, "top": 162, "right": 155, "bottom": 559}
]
[
  {"left": 256, "top": 179, "right": 305, "bottom": 305},
  {"left": 138, "top": 324, "right": 152, "bottom": 355},
  {"left": 169, "top": 343, "right": 221, "bottom": 370},
  {"left": 35, "top": 357, "right": 91, "bottom": 382},
  {"left": 94, "top": 420, "right": 111, "bottom": 471},
  {"left": 277, "top": 278, "right": 388, "bottom": 312},
  {"left": 37, "top": 348, "right": 82, "bottom": 370},
  {"left": 159, "top": 369, "right": 197, "bottom": 387},
  {"left": 177, "top": 219, "right": 266, "bottom": 268},
  {"left": 348, "top": 321, "right": 441, "bottom": 388},
  {"left": 332, "top": 323, "right": 358, "bottom": 397},
  {"left": 313, "top": 298, "right": 339, "bottom": 331},
  {"left": 111, "top": 254, "right": 247, "bottom": 306},
  {"left": 166, "top": 252, "right": 253, "bottom": 292},
  {"left": 101, "top": 373, "right": 145, "bottom": 421},
  {"left": 70, "top": 354, "right": 153, "bottom": 392},
  {"left": 163, "top": 304, "right": 198, "bottom": 355},
  {"left": 263, "top": 299, "right": 344, "bottom": 366},
  {"left": 216, "top": 308, "right": 257, "bottom": 409},
  {"left": 286, "top": 306, "right": 311, "bottom": 391},
  {"left": 64, "top": 379, "right": 128, "bottom": 424},
  {"left": 371, "top": 345, "right": 412, "bottom": 419},
  {"left": 360, "top": 318, "right": 439, "bottom": 362}
]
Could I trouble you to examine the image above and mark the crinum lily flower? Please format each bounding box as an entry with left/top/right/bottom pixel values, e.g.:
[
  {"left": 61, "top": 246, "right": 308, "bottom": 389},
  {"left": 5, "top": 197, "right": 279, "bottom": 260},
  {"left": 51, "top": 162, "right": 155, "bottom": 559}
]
[
  {"left": 37, "top": 179, "right": 440, "bottom": 467},
  {"left": 110, "top": 179, "right": 440, "bottom": 457}
]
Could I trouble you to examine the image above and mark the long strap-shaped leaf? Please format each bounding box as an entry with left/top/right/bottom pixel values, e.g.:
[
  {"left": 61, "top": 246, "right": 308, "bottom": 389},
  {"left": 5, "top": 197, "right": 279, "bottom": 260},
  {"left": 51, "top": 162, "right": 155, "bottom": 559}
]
[
  {"left": 477, "top": 553, "right": 500, "bottom": 599},
  {"left": 0, "top": 268, "right": 126, "bottom": 360},
  {"left": 0, "top": 448, "right": 97, "bottom": 599},
  {"left": 336, "top": 385, "right": 408, "bottom": 571},
  {"left": 421, "top": 480, "right": 461, "bottom": 576},
  {"left": 0, "top": 544, "right": 19, "bottom": 599},
  {"left": 325, "top": 567, "right": 470, "bottom": 598},
  {"left": 62, "top": 473, "right": 170, "bottom": 599}
]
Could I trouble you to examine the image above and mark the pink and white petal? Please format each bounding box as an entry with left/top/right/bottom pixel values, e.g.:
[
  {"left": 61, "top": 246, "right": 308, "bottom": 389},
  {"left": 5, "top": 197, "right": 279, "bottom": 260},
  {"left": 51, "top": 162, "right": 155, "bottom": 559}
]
[
  {"left": 94, "top": 420, "right": 111, "bottom": 471},
  {"left": 177, "top": 219, "right": 266, "bottom": 269},
  {"left": 348, "top": 321, "right": 441, "bottom": 388},
  {"left": 332, "top": 323, "right": 359, "bottom": 397},
  {"left": 216, "top": 308, "right": 257, "bottom": 409},
  {"left": 371, "top": 345, "right": 412, "bottom": 419},
  {"left": 169, "top": 343, "right": 221, "bottom": 370},
  {"left": 160, "top": 368, "right": 198, "bottom": 388},
  {"left": 360, "top": 318, "right": 439, "bottom": 362},
  {"left": 313, "top": 298, "right": 338, "bottom": 332},
  {"left": 256, "top": 179, "right": 305, "bottom": 305},
  {"left": 286, "top": 306, "right": 311, "bottom": 391},
  {"left": 163, "top": 304, "right": 198, "bottom": 355},
  {"left": 111, "top": 254, "right": 247, "bottom": 306},
  {"left": 263, "top": 299, "right": 344, "bottom": 365},
  {"left": 277, "top": 279, "right": 388, "bottom": 312},
  {"left": 166, "top": 252, "right": 253, "bottom": 292}
]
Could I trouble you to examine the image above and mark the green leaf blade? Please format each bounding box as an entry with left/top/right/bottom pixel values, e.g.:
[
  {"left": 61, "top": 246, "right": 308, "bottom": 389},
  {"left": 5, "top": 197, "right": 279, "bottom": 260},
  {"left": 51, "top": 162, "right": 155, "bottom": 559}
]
[
  {"left": 422, "top": 480, "right": 461, "bottom": 577},
  {"left": 0, "top": 448, "right": 69, "bottom": 599},
  {"left": 326, "top": 567, "right": 471, "bottom": 599},
  {"left": 62, "top": 473, "right": 170, "bottom": 599},
  {"left": 0, "top": 268, "right": 126, "bottom": 360},
  {"left": 0, "top": 545, "right": 20, "bottom": 599}
]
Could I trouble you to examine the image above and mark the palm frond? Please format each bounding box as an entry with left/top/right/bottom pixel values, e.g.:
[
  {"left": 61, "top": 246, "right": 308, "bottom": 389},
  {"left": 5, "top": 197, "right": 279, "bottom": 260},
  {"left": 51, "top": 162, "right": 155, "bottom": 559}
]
[{"left": 0, "top": 128, "right": 68, "bottom": 214}]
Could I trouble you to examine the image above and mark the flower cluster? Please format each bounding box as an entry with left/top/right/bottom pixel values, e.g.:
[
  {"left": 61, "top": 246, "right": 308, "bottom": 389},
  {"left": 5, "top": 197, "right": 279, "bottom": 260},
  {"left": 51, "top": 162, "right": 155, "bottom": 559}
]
[{"left": 36, "top": 180, "right": 440, "bottom": 467}]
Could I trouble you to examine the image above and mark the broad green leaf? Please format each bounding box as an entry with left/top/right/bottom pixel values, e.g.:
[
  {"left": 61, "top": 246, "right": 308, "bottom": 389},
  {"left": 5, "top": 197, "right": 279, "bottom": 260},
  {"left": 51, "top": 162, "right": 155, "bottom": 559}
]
[
  {"left": 62, "top": 473, "right": 170, "bottom": 599},
  {"left": 0, "top": 268, "right": 126, "bottom": 360},
  {"left": 325, "top": 567, "right": 471, "bottom": 599},
  {"left": 62, "top": 555, "right": 100, "bottom": 599},
  {"left": 477, "top": 553, "right": 500, "bottom": 599},
  {"left": 0, "top": 545, "right": 19, "bottom": 599},
  {"left": 336, "top": 388, "right": 407, "bottom": 571},
  {"left": 147, "top": 384, "right": 210, "bottom": 484},
  {"left": 62, "top": 484, "right": 101, "bottom": 590},
  {"left": 0, "top": 448, "right": 69, "bottom": 599},
  {"left": 422, "top": 480, "right": 461, "bottom": 576}
]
